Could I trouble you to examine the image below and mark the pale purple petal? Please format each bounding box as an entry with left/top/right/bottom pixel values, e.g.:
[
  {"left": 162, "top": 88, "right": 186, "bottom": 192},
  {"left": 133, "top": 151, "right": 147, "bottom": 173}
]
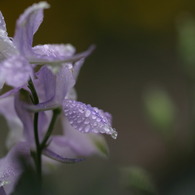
[
  {"left": 14, "top": 92, "right": 51, "bottom": 145},
  {"left": 27, "top": 65, "right": 75, "bottom": 111},
  {"left": 66, "top": 88, "right": 77, "bottom": 100},
  {"left": 14, "top": 93, "right": 34, "bottom": 145},
  {"left": 0, "top": 187, "right": 6, "bottom": 195},
  {"left": 72, "top": 59, "right": 85, "bottom": 80},
  {"left": 48, "top": 117, "right": 109, "bottom": 157},
  {"left": 47, "top": 136, "right": 80, "bottom": 158},
  {"left": 0, "top": 12, "right": 17, "bottom": 61},
  {"left": 0, "top": 96, "right": 24, "bottom": 148},
  {"left": 38, "top": 111, "right": 52, "bottom": 142},
  {"left": 35, "top": 66, "right": 56, "bottom": 101},
  {"left": 43, "top": 148, "right": 84, "bottom": 163},
  {"left": 102, "top": 111, "right": 112, "bottom": 125},
  {"left": 55, "top": 65, "right": 75, "bottom": 102},
  {"left": 28, "top": 45, "right": 95, "bottom": 65},
  {"left": 61, "top": 116, "right": 109, "bottom": 157},
  {"left": 0, "top": 72, "right": 4, "bottom": 89},
  {"left": 0, "top": 87, "right": 21, "bottom": 99},
  {"left": 0, "top": 33, "right": 17, "bottom": 62},
  {"left": 14, "top": 2, "right": 49, "bottom": 57},
  {"left": 63, "top": 99, "right": 117, "bottom": 139},
  {"left": 0, "top": 12, "right": 6, "bottom": 31},
  {"left": 13, "top": 2, "right": 93, "bottom": 67},
  {"left": 0, "top": 142, "right": 30, "bottom": 195},
  {"left": 32, "top": 44, "right": 75, "bottom": 61},
  {"left": 0, "top": 55, "right": 32, "bottom": 89}
]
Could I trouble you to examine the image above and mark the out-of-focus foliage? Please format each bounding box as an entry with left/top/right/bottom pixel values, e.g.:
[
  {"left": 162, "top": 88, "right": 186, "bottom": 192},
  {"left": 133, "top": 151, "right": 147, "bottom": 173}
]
[
  {"left": 120, "top": 166, "right": 157, "bottom": 194},
  {"left": 144, "top": 89, "right": 176, "bottom": 138},
  {"left": 177, "top": 15, "right": 195, "bottom": 76}
]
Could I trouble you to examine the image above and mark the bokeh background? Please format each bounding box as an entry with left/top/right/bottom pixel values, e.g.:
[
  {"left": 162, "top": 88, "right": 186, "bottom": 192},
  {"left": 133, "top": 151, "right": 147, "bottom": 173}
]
[{"left": 2, "top": 0, "right": 195, "bottom": 194}]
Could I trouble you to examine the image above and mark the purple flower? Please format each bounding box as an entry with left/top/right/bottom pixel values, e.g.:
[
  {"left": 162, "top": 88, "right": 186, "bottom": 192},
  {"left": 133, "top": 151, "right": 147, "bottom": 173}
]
[
  {"left": 0, "top": 187, "right": 6, "bottom": 195},
  {"left": 0, "top": 2, "right": 117, "bottom": 194},
  {"left": 20, "top": 64, "right": 116, "bottom": 158},
  {"left": 0, "top": 96, "right": 24, "bottom": 148},
  {"left": 0, "top": 64, "right": 115, "bottom": 184},
  {"left": 47, "top": 117, "right": 110, "bottom": 158},
  {"left": 28, "top": 65, "right": 117, "bottom": 139},
  {"left": 0, "top": 2, "right": 93, "bottom": 89},
  {"left": 0, "top": 142, "right": 31, "bottom": 195}
]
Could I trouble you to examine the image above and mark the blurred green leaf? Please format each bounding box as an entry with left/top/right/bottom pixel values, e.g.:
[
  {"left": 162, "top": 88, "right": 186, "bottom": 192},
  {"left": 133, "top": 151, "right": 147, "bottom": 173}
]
[
  {"left": 144, "top": 89, "right": 175, "bottom": 137},
  {"left": 177, "top": 15, "right": 195, "bottom": 76},
  {"left": 94, "top": 138, "right": 109, "bottom": 157},
  {"left": 120, "top": 166, "right": 157, "bottom": 195}
]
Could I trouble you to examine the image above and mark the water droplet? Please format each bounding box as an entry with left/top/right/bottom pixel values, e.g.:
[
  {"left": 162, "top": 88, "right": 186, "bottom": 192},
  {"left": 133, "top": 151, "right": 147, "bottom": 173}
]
[
  {"left": 84, "top": 125, "right": 90, "bottom": 132},
  {"left": 85, "top": 110, "right": 91, "bottom": 117},
  {"left": 93, "top": 129, "right": 98, "bottom": 133},
  {"left": 96, "top": 118, "right": 101, "bottom": 122},
  {"left": 78, "top": 126, "right": 83, "bottom": 131},
  {"left": 103, "top": 126, "right": 110, "bottom": 133},
  {"left": 77, "top": 118, "right": 83, "bottom": 123},
  {"left": 66, "top": 63, "right": 73, "bottom": 70},
  {"left": 99, "top": 124, "right": 103, "bottom": 128},
  {"left": 79, "top": 109, "right": 84, "bottom": 113},
  {"left": 84, "top": 119, "right": 90, "bottom": 124},
  {"left": 111, "top": 129, "right": 118, "bottom": 139},
  {"left": 94, "top": 107, "right": 99, "bottom": 112},
  {"left": 92, "top": 115, "right": 96, "bottom": 120}
]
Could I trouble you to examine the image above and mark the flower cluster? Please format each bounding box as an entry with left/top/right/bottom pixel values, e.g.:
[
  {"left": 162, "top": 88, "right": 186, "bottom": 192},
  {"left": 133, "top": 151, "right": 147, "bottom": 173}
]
[{"left": 0, "top": 2, "right": 117, "bottom": 194}]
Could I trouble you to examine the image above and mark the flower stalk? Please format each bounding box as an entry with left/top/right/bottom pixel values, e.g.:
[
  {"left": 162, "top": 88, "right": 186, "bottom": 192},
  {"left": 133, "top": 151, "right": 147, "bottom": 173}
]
[
  {"left": 28, "top": 79, "right": 42, "bottom": 183},
  {"left": 0, "top": 3, "right": 117, "bottom": 194},
  {"left": 28, "top": 78, "right": 61, "bottom": 190},
  {"left": 40, "top": 108, "right": 61, "bottom": 150}
]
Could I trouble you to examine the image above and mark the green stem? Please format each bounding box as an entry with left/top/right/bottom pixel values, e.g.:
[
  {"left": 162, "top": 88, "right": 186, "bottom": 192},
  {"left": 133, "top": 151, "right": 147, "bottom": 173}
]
[
  {"left": 28, "top": 79, "right": 39, "bottom": 105},
  {"left": 40, "top": 108, "right": 61, "bottom": 150},
  {"left": 28, "top": 79, "right": 42, "bottom": 183},
  {"left": 34, "top": 112, "right": 42, "bottom": 181},
  {"left": 28, "top": 78, "right": 60, "bottom": 189}
]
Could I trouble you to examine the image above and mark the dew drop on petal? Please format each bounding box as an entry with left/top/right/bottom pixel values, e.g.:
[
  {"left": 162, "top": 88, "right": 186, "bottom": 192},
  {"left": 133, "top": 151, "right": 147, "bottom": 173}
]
[
  {"left": 84, "top": 125, "right": 90, "bottom": 132},
  {"left": 84, "top": 119, "right": 90, "bottom": 124},
  {"left": 64, "top": 109, "right": 69, "bottom": 112},
  {"left": 103, "top": 126, "right": 110, "bottom": 133},
  {"left": 111, "top": 128, "right": 118, "bottom": 139},
  {"left": 94, "top": 107, "right": 99, "bottom": 112},
  {"left": 77, "top": 118, "right": 83, "bottom": 123},
  {"left": 78, "top": 126, "right": 83, "bottom": 131},
  {"left": 85, "top": 110, "right": 91, "bottom": 117},
  {"left": 96, "top": 118, "right": 101, "bottom": 122},
  {"left": 79, "top": 108, "right": 84, "bottom": 113},
  {"left": 92, "top": 115, "right": 96, "bottom": 120}
]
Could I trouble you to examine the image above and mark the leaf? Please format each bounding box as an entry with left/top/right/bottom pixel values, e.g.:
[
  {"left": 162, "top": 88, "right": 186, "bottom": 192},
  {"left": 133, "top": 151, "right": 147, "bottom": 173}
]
[
  {"left": 120, "top": 166, "right": 157, "bottom": 194},
  {"left": 177, "top": 14, "right": 195, "bottom": 76},
  {"left": 144, "top": 89, "right": 175, "bottom": 137}
]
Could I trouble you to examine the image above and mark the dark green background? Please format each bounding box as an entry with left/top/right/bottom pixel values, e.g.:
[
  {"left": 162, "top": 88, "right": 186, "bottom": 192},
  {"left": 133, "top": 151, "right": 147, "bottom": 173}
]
[{"left": 1, "top": 0, "right": 195, "bottom": 194}]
